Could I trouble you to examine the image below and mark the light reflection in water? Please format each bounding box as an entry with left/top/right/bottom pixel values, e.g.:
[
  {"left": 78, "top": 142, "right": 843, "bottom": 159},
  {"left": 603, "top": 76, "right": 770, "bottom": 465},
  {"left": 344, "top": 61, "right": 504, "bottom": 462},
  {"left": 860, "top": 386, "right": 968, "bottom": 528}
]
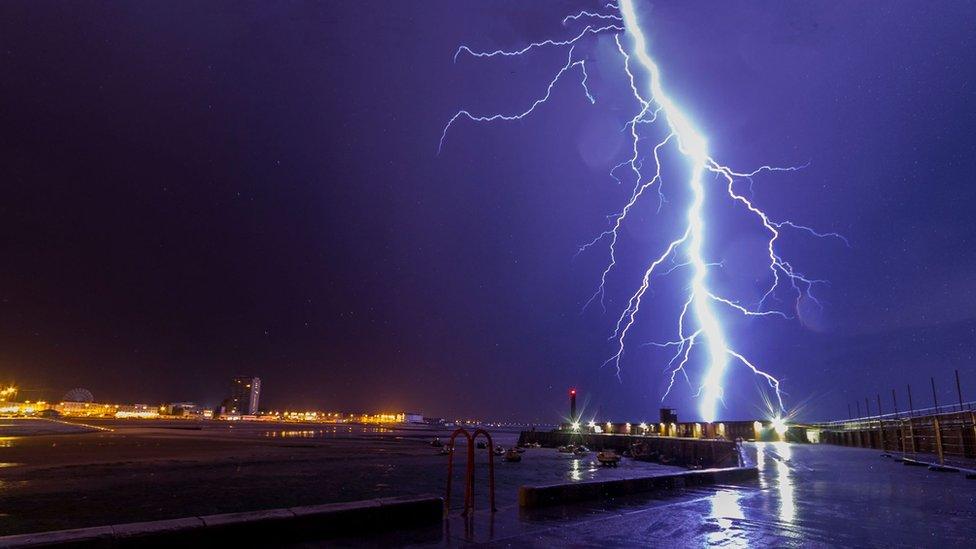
[
  {"left": 265, "top": 430, "right": 320, "bottom": 438},
  {"left": 754, "top": 441, "right": 769, "bottom": 491},
  {"left": 773, "top": 440, "right": 792, "bottom": 461},
  {"left": 262, "top": 426, "right": 405, "bottom": 439},
  {"left": 772, "top": 442, "right": 796, "bottom": 524},
  {"left": 707, "top": 489, "right": 745, "bottom": 547},
  {"left": 570, "top": 458, "right": 581, "bottom": 481}
]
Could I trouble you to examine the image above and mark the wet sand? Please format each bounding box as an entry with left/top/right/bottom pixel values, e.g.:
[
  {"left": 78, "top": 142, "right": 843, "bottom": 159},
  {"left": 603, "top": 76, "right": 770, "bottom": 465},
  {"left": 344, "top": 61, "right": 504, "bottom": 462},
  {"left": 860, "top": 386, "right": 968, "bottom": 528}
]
[
  {"left": 0, "top": 419, "right": 677, "bottom": 535},
  {"left": 0, "top": 419, "right": 97, "bottom": 437}
]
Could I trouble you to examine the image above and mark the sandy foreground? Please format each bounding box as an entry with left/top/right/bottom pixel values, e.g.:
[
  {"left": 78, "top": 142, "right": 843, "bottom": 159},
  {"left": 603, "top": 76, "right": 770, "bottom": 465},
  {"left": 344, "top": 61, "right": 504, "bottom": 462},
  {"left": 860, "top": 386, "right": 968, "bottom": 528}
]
[{"left": 0, "top": 418, "right": 676, "bottom": 535}]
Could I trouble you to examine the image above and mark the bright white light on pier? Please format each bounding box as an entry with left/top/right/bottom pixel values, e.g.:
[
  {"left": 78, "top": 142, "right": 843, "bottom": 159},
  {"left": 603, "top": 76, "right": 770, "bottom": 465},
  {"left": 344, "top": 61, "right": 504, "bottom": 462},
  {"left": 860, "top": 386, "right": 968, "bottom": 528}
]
[{"left": 771, "top": 416, "right": 788, "bottom": 436}]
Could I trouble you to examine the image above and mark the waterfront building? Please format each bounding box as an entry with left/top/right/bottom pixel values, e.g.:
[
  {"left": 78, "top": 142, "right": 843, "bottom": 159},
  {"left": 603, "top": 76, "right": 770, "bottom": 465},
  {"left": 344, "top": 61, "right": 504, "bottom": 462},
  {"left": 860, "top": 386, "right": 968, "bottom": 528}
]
[
  {"left": 229, "top": 376, "right": 261, "bottom": 415},
  {"left": 162, "top": 402, "right": 199, "bottom": 416},
  {"left": 54, "top": 401, "right": 158, "bottom": 418},
  {"left": 113, "top": 404, "right": 158, "bottom": 419}
]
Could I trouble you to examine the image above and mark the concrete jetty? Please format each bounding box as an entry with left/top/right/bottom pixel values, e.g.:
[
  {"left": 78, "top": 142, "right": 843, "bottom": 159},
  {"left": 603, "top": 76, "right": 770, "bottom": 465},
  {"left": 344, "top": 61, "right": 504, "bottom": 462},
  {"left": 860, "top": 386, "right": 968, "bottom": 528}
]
[
  {"left": 518, "top": 466, "right": 758, "bottom": 507},
  {"left": 517, "top": 431, "right": 741, "bottom": 468}
]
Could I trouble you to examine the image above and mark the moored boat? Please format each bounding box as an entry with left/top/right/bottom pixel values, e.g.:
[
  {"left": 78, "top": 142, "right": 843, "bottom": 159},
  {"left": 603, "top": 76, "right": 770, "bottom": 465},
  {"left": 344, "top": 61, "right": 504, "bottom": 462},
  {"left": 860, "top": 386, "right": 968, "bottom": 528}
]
[{"left": 597, "top": 449, "right": 621, "bottom": 467}]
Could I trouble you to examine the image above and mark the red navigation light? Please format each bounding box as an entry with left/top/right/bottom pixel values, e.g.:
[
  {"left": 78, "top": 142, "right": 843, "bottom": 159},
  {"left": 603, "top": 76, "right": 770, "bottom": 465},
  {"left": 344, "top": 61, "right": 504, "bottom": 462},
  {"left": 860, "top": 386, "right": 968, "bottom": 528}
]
[{"left": 570, "top": 389, "right": 576, "bottom": 395}]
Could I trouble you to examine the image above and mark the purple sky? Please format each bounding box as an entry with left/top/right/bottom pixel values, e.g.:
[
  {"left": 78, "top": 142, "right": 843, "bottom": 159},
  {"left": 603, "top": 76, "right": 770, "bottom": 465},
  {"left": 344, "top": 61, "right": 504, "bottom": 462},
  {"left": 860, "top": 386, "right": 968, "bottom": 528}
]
[{"left": 2, "top": 1, "right": 975, "bottom": 422}]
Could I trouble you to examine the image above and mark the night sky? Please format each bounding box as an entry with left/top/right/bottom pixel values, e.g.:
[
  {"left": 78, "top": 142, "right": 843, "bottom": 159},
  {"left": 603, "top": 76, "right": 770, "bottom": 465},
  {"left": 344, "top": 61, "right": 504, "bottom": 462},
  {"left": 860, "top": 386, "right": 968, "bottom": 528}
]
[{"left": 2, "top": 1, "right": 975, "bottom": 422}]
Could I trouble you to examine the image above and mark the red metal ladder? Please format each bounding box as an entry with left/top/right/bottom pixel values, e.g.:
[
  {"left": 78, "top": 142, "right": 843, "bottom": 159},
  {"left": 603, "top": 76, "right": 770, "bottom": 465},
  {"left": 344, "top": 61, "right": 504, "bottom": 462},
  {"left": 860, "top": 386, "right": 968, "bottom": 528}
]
[{"left": 444, "top": 427, "right": 496, "bottom": 515}]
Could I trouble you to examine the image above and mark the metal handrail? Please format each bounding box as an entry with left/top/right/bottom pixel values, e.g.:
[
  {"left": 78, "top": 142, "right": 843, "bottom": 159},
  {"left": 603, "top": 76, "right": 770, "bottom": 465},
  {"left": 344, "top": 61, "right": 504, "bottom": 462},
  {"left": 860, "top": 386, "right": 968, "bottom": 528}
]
[
  {"left": 445, "top": 428, "right": 473, "bottom": 514},
  {"left": 815, "top": 399, "right": 976, "bottom": 426},
  {"left": 444, "top": 427, "right": 496, "bottom": 515},
  {"left": 472, "top": 429, "right": 497, "bottom": 512}
]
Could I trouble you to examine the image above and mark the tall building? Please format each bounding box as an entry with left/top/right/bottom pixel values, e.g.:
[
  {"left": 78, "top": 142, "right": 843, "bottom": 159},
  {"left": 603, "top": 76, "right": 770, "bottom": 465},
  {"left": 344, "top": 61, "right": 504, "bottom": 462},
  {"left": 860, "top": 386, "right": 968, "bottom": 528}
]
[{"left": 229, "top": 376, "right": 261, "bottom": 415}]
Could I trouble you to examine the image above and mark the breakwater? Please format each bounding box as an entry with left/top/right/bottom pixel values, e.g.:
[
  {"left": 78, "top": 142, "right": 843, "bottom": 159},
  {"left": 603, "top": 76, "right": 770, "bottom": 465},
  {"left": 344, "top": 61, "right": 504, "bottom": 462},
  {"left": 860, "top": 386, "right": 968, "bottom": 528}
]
[{"left": 517, "top": 431, "right": 741, "bottom": 468}]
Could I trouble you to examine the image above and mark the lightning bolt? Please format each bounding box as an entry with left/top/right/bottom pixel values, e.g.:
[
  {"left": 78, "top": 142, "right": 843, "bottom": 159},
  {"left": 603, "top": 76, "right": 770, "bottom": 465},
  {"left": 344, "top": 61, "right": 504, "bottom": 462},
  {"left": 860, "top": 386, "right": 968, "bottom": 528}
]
[{"left": 439, "top": 1, "right": 845, "bottom": 422}]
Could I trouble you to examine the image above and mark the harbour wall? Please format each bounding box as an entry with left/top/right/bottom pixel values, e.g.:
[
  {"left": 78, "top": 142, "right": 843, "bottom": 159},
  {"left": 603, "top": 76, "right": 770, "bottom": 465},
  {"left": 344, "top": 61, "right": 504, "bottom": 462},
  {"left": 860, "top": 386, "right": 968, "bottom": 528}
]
[
  {"left": 517, "top": 431, "right": 740, "bottom": 468},
  {"left": 816, "top": 410, "right": 976, "bottom": 464}
]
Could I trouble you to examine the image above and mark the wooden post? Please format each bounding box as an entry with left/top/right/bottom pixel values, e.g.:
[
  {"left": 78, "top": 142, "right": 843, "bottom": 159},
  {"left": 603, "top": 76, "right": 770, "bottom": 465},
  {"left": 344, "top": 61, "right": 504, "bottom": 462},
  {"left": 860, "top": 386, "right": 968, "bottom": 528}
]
[
  {"left": 864, "top": 398, "right": 871, "bottom": 446},
  {"left": 955, "top": 369, "right": 964, "bottom": 412},
  {"left": 877, "top": 394, "right": 885, "bottom": 451},
  {"left": 892, "top": 389, "right": 903, "bottom": 453},
  {"left": 906, "top": 417, "right": 916, "bottom": 455},
  {"left": 934, "top": 417, "right": 945, "bottom": 465},
  {"left": 971, "top": 412, "right": 976, "bottom": 459},
  {"left": 899, "top": 423, "right": 906, "bottom": 455},
  {"left": 957, "top": 416, "right": 966, "bottom": 461}
]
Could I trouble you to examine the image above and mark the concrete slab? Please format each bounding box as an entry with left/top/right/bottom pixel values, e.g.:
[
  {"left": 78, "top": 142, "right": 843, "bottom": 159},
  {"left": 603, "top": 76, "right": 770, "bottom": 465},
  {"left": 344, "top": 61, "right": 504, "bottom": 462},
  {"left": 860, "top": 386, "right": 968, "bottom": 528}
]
[
  {"left": 0, "top": 526, "right": 114, "bottom": 548},
  {"left": 518, "top": 466, "right": 758, "bottom": 507},
  {"left": 200, "top": 508, "right": 296, "bottom": 528},
  {"left": 112, "top": 516, "right": 206, "bottom": 537},
  {"left": 0, "top": 496, "right": 445, "bottom": 547},
  {"left": 288, "top": 499, "right": 382, "bottom": 517}
]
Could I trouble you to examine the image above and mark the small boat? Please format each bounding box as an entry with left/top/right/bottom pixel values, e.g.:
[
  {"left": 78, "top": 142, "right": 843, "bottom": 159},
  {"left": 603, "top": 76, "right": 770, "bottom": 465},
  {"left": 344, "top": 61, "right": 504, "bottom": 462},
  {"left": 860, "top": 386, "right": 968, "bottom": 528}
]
[
  {"left": 573, "top": 445, "right": 590, "bottom": 456},
  {"left": 493, "top": 446, "right": 505, "bottom": 456},
  {"left": 557, "top": 445, "right": 575, "bottom": 453},
  {"left": 630, "top": 443, "right": 658, "bottom": 462},
  {"left": 597, "top": 450, "right": 621, "bottom": 467},
  {"left": 503, "top": 448, "right": 522, "bottom": 462},
  {"left": 515, "top": 446, "right": 526, "bottom": 454},
  {"left": 431, "top": 437, "right": 443, "bottom": 447}
]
